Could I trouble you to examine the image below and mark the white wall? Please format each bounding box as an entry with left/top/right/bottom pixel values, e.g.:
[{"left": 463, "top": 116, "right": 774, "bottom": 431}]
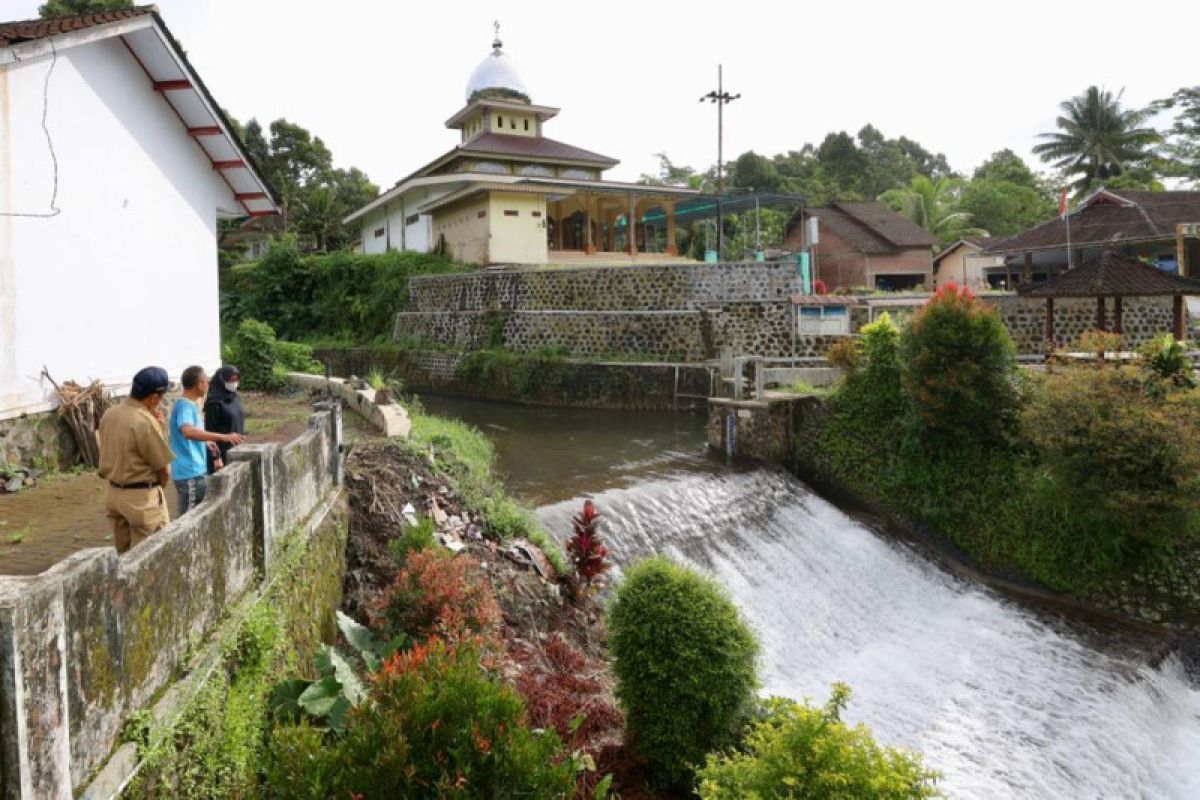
[
  {"left": 0, "top": 37, "right": 236, "bottom": 419},
  {"left": 359, "top": 184, "right": 456, "bottom": 255}
]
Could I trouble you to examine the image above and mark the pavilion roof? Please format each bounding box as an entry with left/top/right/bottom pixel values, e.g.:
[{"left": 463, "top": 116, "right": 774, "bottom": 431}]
[
  {"left": 460, "top": 132, "right": 618, "bottom": 166},
  {"left": 1017, "top": 252, "right": 1200, "bottom": 297}
]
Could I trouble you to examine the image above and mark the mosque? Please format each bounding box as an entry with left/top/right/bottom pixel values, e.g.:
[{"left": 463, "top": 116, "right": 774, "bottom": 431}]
[{"left": 345, "top": 26, "right": 704, "bottom": 265}]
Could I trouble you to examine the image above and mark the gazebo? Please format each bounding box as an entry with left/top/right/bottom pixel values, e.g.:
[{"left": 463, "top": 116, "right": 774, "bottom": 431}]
[{"left": 1018, "top": 252, "right": 1200, "bottom": 344}]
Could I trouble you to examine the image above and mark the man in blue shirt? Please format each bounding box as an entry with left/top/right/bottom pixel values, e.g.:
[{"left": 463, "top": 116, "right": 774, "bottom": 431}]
[{"left": 169, "top": 366, "right": 245, "bottom": 514}]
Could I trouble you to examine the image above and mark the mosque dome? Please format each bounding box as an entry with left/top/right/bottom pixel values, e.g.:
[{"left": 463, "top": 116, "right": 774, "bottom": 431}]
[{"left": 465, "top": 31, "right": 529, "bottom": 103}]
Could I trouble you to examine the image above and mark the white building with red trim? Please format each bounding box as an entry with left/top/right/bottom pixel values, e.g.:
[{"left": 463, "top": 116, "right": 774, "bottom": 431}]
[{"left": 0, "top": 6, "right": 277, "bottom": 419}]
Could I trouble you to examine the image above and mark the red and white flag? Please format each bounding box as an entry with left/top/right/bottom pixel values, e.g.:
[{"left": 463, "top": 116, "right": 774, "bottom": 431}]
[{"left": 1058, "top": 188, "right": 1069, "bottom": 219}]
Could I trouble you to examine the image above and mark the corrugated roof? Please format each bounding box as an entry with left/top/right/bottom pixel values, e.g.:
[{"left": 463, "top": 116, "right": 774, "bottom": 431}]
[
  {"left": 0, "top": 5, "right": 155, "bottom": 44},
  {"left": 1018, "top": 253, "right": 1200, "bottom": 297},
  {"left": 987, "top": 190, "right": 1200, "bottom": 254},
  {"left": 461, "top": 132, "right": 618, "bottom": 166}
]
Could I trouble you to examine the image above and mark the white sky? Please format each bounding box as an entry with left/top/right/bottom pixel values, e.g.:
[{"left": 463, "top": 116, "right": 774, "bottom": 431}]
[{"left": 6, "top": 0, "right": 1195, "bottom": 190}]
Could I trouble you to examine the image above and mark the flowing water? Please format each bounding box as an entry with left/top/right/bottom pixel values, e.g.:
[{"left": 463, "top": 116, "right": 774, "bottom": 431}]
[{"left": 421, "top": 395, "right": 1200, "bottom": 799}]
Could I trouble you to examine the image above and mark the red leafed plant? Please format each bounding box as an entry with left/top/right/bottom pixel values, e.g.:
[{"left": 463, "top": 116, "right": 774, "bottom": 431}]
[
  {"left": 369, "top": 549, "right": 501, "bottom": 646},
  {"left": 566, "top": 500, "right": 611, "bottom": 589}
]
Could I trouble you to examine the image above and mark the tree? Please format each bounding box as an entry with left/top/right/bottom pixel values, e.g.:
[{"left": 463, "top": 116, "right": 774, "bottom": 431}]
[
  {"left": 237, "top": 116, "right": 378, "bottom": 250},
  {"left": 1152, "top": 85, "right": 1200, "bottom": 186},
  {"left": 638, "top": 152, "right": 708, "bottom": 189},
  {"left": 973, "top": 149, "right": 1040, "bottom": 188},
  {"left": 38, "top": 0, "right": 130, "bottom": 17},
  {"left": 730, "top": 151, "right": 784, "bottom": 193},
  {"left": 1033, "top": 86, "right": 1160, "bottom": 194},
  {"left": 959, "top": 178, "right": 1055, "bottom": 237},
  {"left": 879, "top": 175, "right": 985, "bottom": 243}
]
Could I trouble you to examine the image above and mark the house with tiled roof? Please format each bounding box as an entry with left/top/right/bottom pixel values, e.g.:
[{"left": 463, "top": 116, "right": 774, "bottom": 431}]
[
  {"left": 0, "top": 5, "right": 277, "bottom": 420},
  {"left": 985, "top": 189, "right": 1200, "bottom": 283},
  {"left": 345, "top": 26, "right": 703, "bottom": 266},
  {"left": 781, "top": 201, "right": 936, "bottom": 291}
]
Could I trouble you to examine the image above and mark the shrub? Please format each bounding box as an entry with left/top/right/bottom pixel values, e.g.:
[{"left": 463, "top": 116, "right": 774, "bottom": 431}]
[
  {"left": 607, "top": 556, "right": 759, "bottom": 792},
  {"left": 386, "top": 517, "right": 437, "bottom": 565},
  {"left": 1022, "top": 367, "right": 1200, "bottom": 558},
  {"left": 228, "top": 318, "right": 320, "bottom": 391},
  {"left": 900, "top": 284, "right": 1018, "bottom": 449},
  {"left": 370, "top": 549, "right": 500, "bottom": 644},
  {"left": 1076, "top": 328, "right": 1124, "bottom": 359},
  {"left": 222, "top": 240, "right": 461, "bottom": 343},
  {"left": 696, "top": 687, "right": 940, "bottom": 799},
  {"left": 826, "top": 336, "right": 862, "bottom": 372},
  {"left": 1140, "top": 332, "right": 1196, "bottom": 393},
  {"left": 263, "top": 640, "right": 575, "bottom": 799}
]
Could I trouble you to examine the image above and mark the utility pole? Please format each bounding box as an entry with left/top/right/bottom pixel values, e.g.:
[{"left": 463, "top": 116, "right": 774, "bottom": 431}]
[{"left": 701, "top": 64, "right": 739, "bottom": 260}]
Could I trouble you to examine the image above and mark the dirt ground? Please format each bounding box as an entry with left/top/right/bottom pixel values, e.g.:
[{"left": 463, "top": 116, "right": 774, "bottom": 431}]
[{"left": 0, "top": 391, "right": 379, "bottom": 577}]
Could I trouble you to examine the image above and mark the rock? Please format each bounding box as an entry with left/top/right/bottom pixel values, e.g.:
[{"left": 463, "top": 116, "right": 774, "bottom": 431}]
[
  {"left": 504, "top": 539, "right": 553, "bottom": 580},
  {"left": 464, "top": 525, "right": 484, "bottom": 541},
  {"left": 439, "top": 530, "right": 465, "bottom": 553},
  {"left": 401, "top": 502, "right": 416, "bottom": 516},
  {"left": 446, "top": 514, "right": 464, "bottom": 531},
  {"left": 26, "top": 468, "right": 43, "bottom": 479},
  {"left": 430, "top": 499, "right": 448, "bottom": 527},
  {"left": 5, "top": 477, "right": 23, "bottom": 493}
]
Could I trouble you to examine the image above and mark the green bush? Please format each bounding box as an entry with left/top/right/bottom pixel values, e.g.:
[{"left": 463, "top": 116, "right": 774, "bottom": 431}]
[
  {"left": 697, "top": 688, "right": 940, "bottom": 799},
  {"left": 607, "top": 556, "right": 759, "bottom": 792},
  {"left": 222, "top": 240, "right": 460, "bottom": 343},
  {"left": 1023, "top": 367, "right": 1200, "bottom": 558},
  {"left": 262, "top": 641, "right": 574, "bottom": 799},
  {"left": 1140, "top": 333, "right": 1196, "bottom": 394},
  {"left": 228, "top": 318, "right": 320, "bottom": 391},
  {"left": 386, "top": 516, "right": 437, "bottom": 565},
  {"left": 900, "top": 284, "right": 1018, "bottom": 449}
]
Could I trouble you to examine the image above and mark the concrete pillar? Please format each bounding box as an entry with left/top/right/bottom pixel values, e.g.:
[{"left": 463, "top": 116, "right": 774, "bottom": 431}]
[
  {"left": 666, "top": 202, "right": 678, "bottom": 256},
  {"left": 1044, "top": 297, "right": 1055, "bottom": 348},
  {"left": 1174, "top": 295, "right": 1186, "bottom": 340},
  {"left": 1021, "top": 252, "right": 1033, "bottom": 285},
  {"left": 1114, "top": 296, "right": 1124, "bottom": 335},
  {"left": 627, "top": 192, "right": 637, "bottom": 256},
  {"left": 606, "top": 212, "right": 618, "bottom": 252},
  {"left": 1096, "top": 296, "right": 1106, "bottom": 331},
  {"left": 584, "top": 195, "right": 596, "bottom": 255},
  {"left": 553, "top": 202, "right": 564, "bottom": 251}
]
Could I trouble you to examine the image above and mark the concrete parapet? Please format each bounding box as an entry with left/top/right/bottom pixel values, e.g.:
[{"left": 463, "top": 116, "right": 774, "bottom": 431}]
[
  {"left": 0, "top": 403, "right": 342, "bottom": 799},
  {"left": 286, "top": 373, "right": 411, "bottom": 439}
]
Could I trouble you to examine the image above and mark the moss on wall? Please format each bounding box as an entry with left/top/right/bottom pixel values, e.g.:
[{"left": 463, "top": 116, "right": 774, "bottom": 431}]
[{"left": 123, "top": 509, "right": 346, "bottom": 798}]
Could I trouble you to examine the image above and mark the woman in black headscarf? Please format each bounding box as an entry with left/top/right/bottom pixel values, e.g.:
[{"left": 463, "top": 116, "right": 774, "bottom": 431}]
[{"left": 204, "top": 365, "right": 245, "bottom": 471}]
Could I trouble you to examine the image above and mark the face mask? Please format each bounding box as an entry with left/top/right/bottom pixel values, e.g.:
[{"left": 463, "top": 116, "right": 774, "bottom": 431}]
[{"left": 226, "top": 382, "right": 239, "bottom": 393}]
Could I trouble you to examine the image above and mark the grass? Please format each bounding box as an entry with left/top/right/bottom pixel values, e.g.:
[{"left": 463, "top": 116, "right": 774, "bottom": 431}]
[
  {"left": 787, "top": 379, "right": 830, "bottom": 396},
  {"left": 404, "top": 411, "right": 568, "bottom": 575},
  {"left": 6, "top": 525, "right": 30, "bottom": 545}
]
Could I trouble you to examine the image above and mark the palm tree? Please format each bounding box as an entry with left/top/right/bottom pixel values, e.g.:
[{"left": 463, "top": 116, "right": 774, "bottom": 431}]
[
  {"left": 1033, "top": 86, "right": 1160, "bottom": 194},
  {"left": 878, "top": 175, "right": 985, "bottom": 244}
]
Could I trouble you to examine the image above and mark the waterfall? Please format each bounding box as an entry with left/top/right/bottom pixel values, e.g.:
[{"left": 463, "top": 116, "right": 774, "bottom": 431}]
[{"left": 538, "top": 467, "right": 1200, "bottom": 799}]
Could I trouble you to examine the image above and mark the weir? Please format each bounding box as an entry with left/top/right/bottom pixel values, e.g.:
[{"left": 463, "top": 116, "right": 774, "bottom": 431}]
[{"left": 418, "top": 394, "right": 1200, "bottom": 799}]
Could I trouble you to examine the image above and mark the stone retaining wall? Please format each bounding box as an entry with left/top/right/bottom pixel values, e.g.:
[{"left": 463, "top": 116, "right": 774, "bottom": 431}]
[
  {"left": 0, "top": 404, "right": 342, "bottom": 799},
  {"left": 406, "top": 261, "right": 800, "bottom": 312},
  {"left": 993, "top": 295, "right": 1177, "bottom": 354}
]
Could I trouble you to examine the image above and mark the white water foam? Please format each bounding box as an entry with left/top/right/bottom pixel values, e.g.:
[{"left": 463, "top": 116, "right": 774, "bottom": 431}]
[{"left": 538, "top": 468, "right": 1200, "bottom": 799}]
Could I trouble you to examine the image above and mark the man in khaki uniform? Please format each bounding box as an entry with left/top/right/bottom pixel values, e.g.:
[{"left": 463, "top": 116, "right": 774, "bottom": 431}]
[{"left": 98, "top": 366, "right": 176, "bottom": 554}]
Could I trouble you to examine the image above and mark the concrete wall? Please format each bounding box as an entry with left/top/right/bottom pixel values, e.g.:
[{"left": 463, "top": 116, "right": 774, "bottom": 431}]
[
  {"left": 359, "top": 183, "right": 455, "bottom": 255},
  {"left": 433, "top": 196, "right": 490, "bottom": 265},
  {"left": 0, "top": 404, "right": 341, "bottom": 800},
  {"left": 487, "top": 192, "right": 547, "bottom": 264},
  {"left": 0, "top": 37, "right": 238, "bottom": 420}
]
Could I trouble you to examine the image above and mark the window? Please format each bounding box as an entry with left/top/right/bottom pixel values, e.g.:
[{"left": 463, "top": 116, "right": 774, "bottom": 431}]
[
  {"left": 497, "top": 115, "right": 503, "bottom": 127},
  {"left": 524, "top": 119, "right": 529, "bottom": 131},
  {"left": 504, "top": 210, "right": 519, "bottom": 217},
  {"left": 797, "top": 305, "right": 849, "bottom": 335},
  {"left": 531, "top": 211, "right": 542, "bottom": 218},
  {"left": 510, "top": 119, "right": 516, "bottom": 129},
  {"left": 474, "top": 161, "right": 509, "bottom": 174},
  {"left": 561, "top": 168, "right": 594, "bottom": 180},
  {"left": 478, "top": 209, "right": 487, "bottom": 218},
  {"left": 874, "top": 274, "right": 926, "bottom": 292},
  {"left": 520, "top": 164, "right": 554, "bottom": 177},
  {"left": 405, "top": 214, "right": 419, "bottom": 226},
  {"left": 373, "top": 227, "right": 385, "bottom": 238}
]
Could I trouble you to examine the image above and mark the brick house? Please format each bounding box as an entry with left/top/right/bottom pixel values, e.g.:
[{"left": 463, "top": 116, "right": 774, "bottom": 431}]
[{"left": 783, "top": 201, "right": 936, "bottom": 291}]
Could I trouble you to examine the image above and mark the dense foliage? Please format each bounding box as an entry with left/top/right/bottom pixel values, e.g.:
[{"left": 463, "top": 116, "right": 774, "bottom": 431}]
[
  {"left": 226, "top": 318, "right": 320, "bottom": 391},
  {"left": 263, "top": 640, "right": 575, "bottom": 799},
  {"left": 38, "top": 0, "right": 130, "bottom": 16},
  {"left": 806, "top": 291, "right": 1200, "bottom": 600},
  {"left": 369, "top": 549, "right": 500, "bottom": 644},
  {"left": 899, "top": 284, "right": 1019, "bottom": 449},
  {"left": 697, "top": 688, "right": 940, "bottom": 799},
  {"left": 221, "top": 240, "right": 460, "bottom": 343},
  {"left": 1023, "top": 367, "right": 1200, "bottom": 558},
  {"left": 607, "top": 556, "right": 759, "bottom": 792}
]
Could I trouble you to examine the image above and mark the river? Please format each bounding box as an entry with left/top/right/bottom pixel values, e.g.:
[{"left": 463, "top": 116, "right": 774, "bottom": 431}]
[{"left": 420, "top": 395, "right": 1200, "bottom": 799}]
